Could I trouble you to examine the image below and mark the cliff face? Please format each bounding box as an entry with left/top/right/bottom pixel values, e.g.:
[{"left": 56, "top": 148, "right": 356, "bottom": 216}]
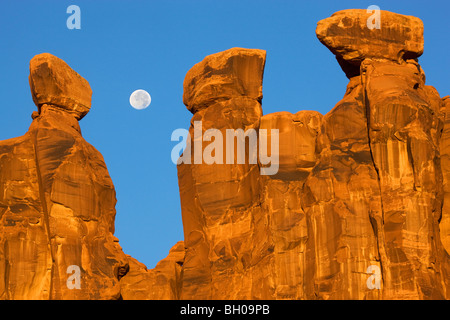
[
  {"left": 0, "top": 53, "right": 129, "bottom": 299},
  {"left": 170, "top": 9, "right": 450, "bottom": 300},
  {"left": 0, "top": 9, "right": 449, "bottom": 300}
]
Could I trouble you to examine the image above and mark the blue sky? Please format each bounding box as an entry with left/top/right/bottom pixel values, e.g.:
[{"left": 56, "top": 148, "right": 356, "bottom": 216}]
[{"left": 1, "top": 0, "right": 449, "bottom": 269}]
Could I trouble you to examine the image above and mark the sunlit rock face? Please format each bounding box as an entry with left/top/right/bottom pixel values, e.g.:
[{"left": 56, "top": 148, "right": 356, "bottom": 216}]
[
  {"left": 1, "top": 9, "right": 449, "bottom": 300},
  {"left": 172, "top": 9, "right": 449, "bottom": 300},
  {"left": 29, "top": 53, "right": 92, "bottom": 120},
  {"left": 316, "top": 9, "right": 424, "bottom": 78},
  {"left": 0, "top": 53, "right": 128, "bottom": 299}
]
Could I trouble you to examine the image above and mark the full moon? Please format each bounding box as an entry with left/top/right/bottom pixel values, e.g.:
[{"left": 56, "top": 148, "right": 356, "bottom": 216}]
[{"left": 129, "top": 89, "right": 151, "bottom": 110}]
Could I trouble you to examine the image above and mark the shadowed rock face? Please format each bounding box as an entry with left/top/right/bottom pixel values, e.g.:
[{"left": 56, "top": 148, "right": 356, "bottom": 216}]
[{"left": 1, "top": 9, "right": 449, "bottom": 300}]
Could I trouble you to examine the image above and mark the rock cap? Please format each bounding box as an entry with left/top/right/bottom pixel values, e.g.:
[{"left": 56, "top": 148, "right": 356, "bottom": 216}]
[
  {"left": 183, "top": 47, "right": 266, "bottom": 114},
  {"left": 29, "top": 53, "right": 92, "bottom": 120},
  {"left": 316, "top": 9, "right": 424, "bottom": 77}
]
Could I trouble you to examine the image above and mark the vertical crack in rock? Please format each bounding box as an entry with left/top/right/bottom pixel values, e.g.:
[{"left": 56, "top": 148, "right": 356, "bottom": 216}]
[
  {"left": 361, "top": 63, "right": 387, "bottom": 294},
  {"left": 32, "top": 132, "right": 58, "bottom": 299}
]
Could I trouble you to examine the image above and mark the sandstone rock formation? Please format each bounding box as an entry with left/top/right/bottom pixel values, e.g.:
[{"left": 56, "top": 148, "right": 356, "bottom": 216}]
[
  {"left": 440, "top": 96, "right": 450, "bottom": 254},
  {"left": 1, "top": 8, "right": 449, "bottom": 300},
  {"left": 316, "top": 9, "right": 424, "bottom": 78},
  {"left": 120, "top": 241, "right": 185, "bottom": 300},
  {"left": 0, "top": 53, "right": 129, "bottom": 299},
  {"left": 29, "top": 53, "right": 92, "bottom": 120},
  {"left": 171, "top": 9, "right": 450, "bottom": 300},
  {"left": 178, "top": 48, "right": 266, "bottom": 299}
]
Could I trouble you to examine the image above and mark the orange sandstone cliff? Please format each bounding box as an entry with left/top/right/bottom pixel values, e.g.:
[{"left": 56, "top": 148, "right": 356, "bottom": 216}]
[
  {"left": 1, "top": 9, "right": 449, "bottom": 300},
  {"left": 0, "top": 53, "right": 129, "bottom": 299}
]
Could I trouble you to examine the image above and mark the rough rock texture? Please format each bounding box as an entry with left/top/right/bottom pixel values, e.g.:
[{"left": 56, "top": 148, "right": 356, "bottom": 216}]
[
  {"left": 316, "top": 9, "right": 424, "bottom": 78},
  {"left": 120, "top": 241, "right": 185, "bottom": 300},
  {"left": 172, "top": 9, "right": 449, "bottom": 300},
  {"left": 0, "top": 53, "right": 128, "bottom": 299},
  {"left": 183, "top": 48, "right": 265, "bottom": 114},
  {"left": 29, "top": 53, "right": 92, "bottom": 120},
  {"left": 1, "top": 9, "right": 449, "bottom": 300},
  {"left": 178, "top": 48, "right": 266, "bottom": 299},
  {"left": 440, "top": 97, "right": 450, "bottom": 253}
]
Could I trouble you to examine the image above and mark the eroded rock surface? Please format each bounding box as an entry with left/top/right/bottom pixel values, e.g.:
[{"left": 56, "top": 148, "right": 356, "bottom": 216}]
[
  {"left": 316, "top": 9, "right": 424, "bottom": 78},
  {"left": 1, "top": 8, "right": 449, "bottom": 300},
  {"left": 120, "top": 241, "right": 185, "bottom": 300},
  {"left": 172, "top": 9, "right": 449, "bottom": 300},
  {"left": 178, "top": 48, "right": 266, "bottom": 299},
  {"left": 29, "top": 53, "right": 92, "bottom": 120},
  {"left": 0, "top": 53, "right": 128, "bottom": 299}
]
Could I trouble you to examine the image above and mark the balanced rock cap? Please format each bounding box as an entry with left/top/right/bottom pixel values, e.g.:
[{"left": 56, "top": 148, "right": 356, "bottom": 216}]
[
  {"left": 183, "top": 47, "right": 266, "bottom": 114},
  {"left": 29, "top": 53, "right": 92, "bottom": 120},
  {"left": 316, "top": 9, "right": 424, "bottom": 78}
]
